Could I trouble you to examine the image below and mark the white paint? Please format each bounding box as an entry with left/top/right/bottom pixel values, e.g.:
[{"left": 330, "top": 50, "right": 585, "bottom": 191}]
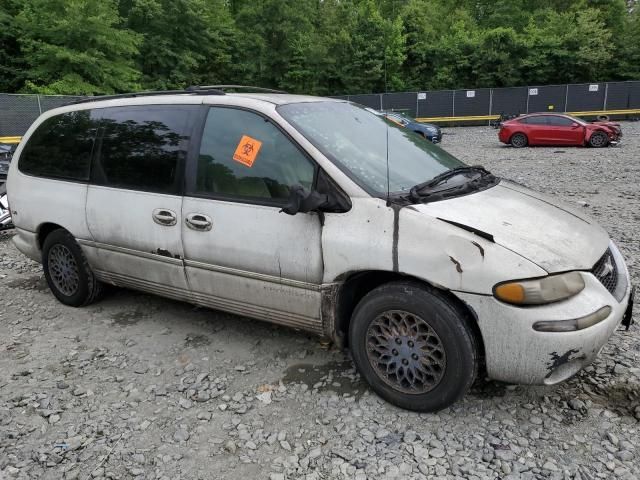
[{"left": 416, "top": 180, "right": 609, "bottom": 273}]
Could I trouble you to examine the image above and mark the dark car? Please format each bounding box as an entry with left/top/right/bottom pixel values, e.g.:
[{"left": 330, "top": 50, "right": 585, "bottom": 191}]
[
  {"left": 498, "top": 113, "right": 621, "bottom": 148},
  {"left": 0, "top": 143, "right": 15, "bottom": 181},
  {"left": 383, "top": 111, "right": 442, "bottom": 143}
]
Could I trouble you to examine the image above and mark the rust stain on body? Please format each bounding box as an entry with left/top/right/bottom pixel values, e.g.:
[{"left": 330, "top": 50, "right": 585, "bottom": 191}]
[
  {"left": 449, "top": 256, "right": 463, "bottom": 273},
  {"left": 471, "top": 241, "right": 485, "bottom": 258}
]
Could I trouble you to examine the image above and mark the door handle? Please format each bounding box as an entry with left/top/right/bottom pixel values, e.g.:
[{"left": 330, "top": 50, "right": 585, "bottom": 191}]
[
  {"left": 152, "top": 208, "right": 177, "bottom": 226},
  {"left": 185, "top": 213, "right": 212, "bottom": 231}
]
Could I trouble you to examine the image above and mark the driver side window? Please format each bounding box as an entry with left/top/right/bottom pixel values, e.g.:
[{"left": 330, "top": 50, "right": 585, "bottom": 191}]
[{"left": 195, "top": 107, "right": 315, "bottom": 202}]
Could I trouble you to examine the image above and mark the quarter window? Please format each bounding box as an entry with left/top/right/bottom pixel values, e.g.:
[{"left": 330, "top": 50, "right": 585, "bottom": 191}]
[
  {"left": 19, "top": 110, "right": 98, "bottom": 180},
  {"left": 93, "top": 105, "right": 197, "bottom": 194},
  {"left": 195, "top": 107, "right": 315, "bottom": 202}
]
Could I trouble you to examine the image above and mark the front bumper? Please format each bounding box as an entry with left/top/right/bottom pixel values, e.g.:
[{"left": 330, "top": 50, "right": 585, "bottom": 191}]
[{"left": 456, "top": 272, "right": 633, "bottom": 385}]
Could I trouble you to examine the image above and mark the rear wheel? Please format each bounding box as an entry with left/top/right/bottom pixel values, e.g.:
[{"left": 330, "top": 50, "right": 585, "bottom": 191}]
[
  {"left": 42, "top": 229, "right": 103, "bottom": 306},
  {"left": 349, "top": 281, "right": 477, "bottom": 412},
  {"left": 510, "top": 132, "right": 528, "bottom": 148},
  {"left": 589, "top": 131, "right": 609, "bottom": 148}
]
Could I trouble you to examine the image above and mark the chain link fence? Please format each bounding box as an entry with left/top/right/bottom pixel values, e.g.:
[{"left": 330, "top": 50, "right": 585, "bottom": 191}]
[{"left": 0, "top": 94, "right": 85, "bottom": 137}]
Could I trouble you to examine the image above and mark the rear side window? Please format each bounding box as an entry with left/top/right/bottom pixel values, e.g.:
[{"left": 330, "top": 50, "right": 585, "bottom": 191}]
[
  {"left": 19, "top": 110, "right": 98, "bottom": 181},
  {"left": 546, "top": 116, "right": 574, "bottom": 126},
  {"left": 520, "top": 116, "right": 547, "bottom": 125},
  {"left": 92, "top": 105, "right": 197, "bottom": 194}
]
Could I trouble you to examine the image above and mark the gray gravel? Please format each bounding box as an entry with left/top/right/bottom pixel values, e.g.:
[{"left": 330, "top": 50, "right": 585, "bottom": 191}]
[{"left": 1, "top": 123, "right": 639, "bottom": 479}]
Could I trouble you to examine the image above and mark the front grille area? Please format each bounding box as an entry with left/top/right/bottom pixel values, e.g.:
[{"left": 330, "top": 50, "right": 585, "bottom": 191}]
[{"left": 592, "top": 248, "right": 619, "bottom": 297}]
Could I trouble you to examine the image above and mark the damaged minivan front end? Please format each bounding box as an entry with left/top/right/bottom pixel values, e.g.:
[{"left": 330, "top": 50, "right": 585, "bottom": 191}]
[
  {"left": 274, "top": 98, "right": 636, "bottom": 411},
  {"left": 402, "top": 179, "right": 633, "bottom": 385}
]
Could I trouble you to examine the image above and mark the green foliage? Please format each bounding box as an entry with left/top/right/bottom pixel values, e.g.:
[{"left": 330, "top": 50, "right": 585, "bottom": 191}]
[
  {"left": 121, "top": 0, "right": 237, "bottom": 89},
  {"left": 1, "top": 0, "right": 638, "bottom": 95},
  {"left": 15, "top": 0, "right": 141, "bottom": 94}
]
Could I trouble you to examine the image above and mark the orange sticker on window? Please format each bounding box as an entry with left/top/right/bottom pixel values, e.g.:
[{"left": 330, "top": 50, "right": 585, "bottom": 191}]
[{"left": 233, "top": 135, "right": 262, "bottom": 167}]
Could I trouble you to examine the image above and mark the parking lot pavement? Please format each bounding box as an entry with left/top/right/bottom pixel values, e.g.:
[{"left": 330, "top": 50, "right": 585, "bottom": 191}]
[{"left": 1, "top": 123, "right": 638, "bottom": 480}]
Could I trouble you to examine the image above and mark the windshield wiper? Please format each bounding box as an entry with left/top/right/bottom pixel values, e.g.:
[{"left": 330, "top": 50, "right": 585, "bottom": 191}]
[{"left": 408, "top": 165, "right": 496, "bottom": 202}]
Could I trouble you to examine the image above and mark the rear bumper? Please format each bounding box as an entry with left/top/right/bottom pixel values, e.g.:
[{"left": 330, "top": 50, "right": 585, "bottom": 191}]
[
  {"left": 456, "top": 272, "right": 632, "bottom": 385},
  {"left": 12, "top": 227, "right": 40, "bottom": 262}
]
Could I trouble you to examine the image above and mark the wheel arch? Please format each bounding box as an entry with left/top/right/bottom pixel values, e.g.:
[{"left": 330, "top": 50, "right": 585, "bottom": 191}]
[
  {"left": 37, "top": 222, "right": 66, "bottom": 250},
  {"left": 509, "top": 131, "right": 528, "bottom": 143},
  {"left": 327, "top": 270, "right": 486, "bottom": 370}
]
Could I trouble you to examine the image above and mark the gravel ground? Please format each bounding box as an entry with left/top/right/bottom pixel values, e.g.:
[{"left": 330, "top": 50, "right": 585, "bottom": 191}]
[{"left": 1, "top": 123, "right": 639, "bottom": 480}]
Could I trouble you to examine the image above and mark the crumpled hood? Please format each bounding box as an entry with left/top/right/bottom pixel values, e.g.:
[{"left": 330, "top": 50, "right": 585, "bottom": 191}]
[{"left": 414, "top": 180, "right": 609, "bottom": 273}]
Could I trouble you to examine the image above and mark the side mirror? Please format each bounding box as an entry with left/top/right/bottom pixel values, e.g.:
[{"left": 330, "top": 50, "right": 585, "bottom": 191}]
[
  {"left": 571, "top": 123, "right": 580, "bottom": 128},
  {"left": 280, "top": 170, "right": 352, "bottom": 216},
  {"left": 280, "top": 186, "right": 330, "bottom": 215}
]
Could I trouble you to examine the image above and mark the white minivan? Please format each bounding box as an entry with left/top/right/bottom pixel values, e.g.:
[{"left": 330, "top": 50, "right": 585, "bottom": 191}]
[{"left": 6, "top": 88, "right": 634, "bottom": 411}]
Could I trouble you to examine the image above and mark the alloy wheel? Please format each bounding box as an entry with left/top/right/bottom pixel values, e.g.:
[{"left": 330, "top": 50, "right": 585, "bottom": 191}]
[
  {"left": 366, "top": 310, "right": 446, "bottom": 394},
  {"left": 48, "top": 244, "right": 80, "bottom": 296}
]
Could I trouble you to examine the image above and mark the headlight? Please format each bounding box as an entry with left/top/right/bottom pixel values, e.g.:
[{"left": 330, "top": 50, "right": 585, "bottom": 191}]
[{"left": 493, "top": 272, "right": 585, "bottom": 305}]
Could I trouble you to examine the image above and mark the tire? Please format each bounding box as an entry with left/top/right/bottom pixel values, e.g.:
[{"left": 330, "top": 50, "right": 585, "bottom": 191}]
[
  {"left": 596, "top": 114, "right": 610, "bottom": 122},
  {"left": 589, "top": 131, "right": 609, "bottom": 148},
  {"left": 510, "top": 132, "right": 528, "bottom": 148},
  {"left": 349, "top": 281, "right": 478, "bottom": 412},
  {"left": 42, "top": 229, "right": 103, "bottom": 307}
]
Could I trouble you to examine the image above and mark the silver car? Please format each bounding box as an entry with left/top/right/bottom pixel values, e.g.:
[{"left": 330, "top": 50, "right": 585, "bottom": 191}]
[{"left": 6, "top": 88, "right": 634, "bottom": 411}]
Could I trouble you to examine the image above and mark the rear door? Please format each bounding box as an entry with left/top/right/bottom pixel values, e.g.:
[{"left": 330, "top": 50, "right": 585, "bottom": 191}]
[
  {"left": 521, "top": 116, "right": 549, "bottom": 144},
  {"left": 84, "top": 104, "right": 199, "bottom": 297},
  {"left": 181, "top": 106, "right": 324, "bottom": 333}
]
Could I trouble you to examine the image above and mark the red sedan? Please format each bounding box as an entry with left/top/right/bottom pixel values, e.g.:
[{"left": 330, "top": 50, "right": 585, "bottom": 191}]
[{"left": 498, "top": 113, "right": 621, "bottom": 148}]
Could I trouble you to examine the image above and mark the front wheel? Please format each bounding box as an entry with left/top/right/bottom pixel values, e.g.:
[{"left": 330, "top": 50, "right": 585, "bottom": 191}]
[
  {"left": 349, "top": 282, "right": 478, "bottom": 412},
  {"left": 589, "top": 131, "right": 609, "bottom": 148},
  {"left": 510, "top": 132, "right": 528, "bottom": 148},
  {"left": 42, "top": 229, "right": 103, "bottom": 307}
]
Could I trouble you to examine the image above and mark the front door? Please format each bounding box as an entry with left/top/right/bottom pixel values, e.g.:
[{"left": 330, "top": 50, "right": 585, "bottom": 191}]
[
  {"left": 182, "top": 106, "right": 324, "bottom": 333},
  {"left": 544, "top": 115, "right": 585, "bottom": 145},
  {"left": 85, "top": 104, "right": 199, "bottom": 297}
]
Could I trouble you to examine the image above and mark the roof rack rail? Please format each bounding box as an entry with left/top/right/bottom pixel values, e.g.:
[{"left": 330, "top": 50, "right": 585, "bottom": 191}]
[
  {"left": 188, "top": 85, "right": 287, "bottom": 94},
  {"left": 70, "top": 88, "right": 225, "bottom": 105}
]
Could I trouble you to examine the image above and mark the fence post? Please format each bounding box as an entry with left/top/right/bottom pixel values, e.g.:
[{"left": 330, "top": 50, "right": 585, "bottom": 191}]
[
  {"left": 379, "top": 94, "right": 383, "bottom": 111},
  {"left": 525, "top": 87, "right": 530, "bottom": 114},
  {"left": 603, "top": 83, "right": 609, "bottom": 111},
  {"left": 36, "top": 94, "right": 42, "bottom": 115},
  {"left": 452, "top": 91, "right": 455, "bottom": 118},
  {"left": 488, "top": 89, "right": 493, "bottom": 126},
  {"left": 564, "top": 85, "right": 569, "bottom": 112}
]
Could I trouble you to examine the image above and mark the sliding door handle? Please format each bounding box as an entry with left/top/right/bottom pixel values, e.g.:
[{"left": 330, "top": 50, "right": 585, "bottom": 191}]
[{"left": 185, "top": 213, "right": 212, "bottom": 231}]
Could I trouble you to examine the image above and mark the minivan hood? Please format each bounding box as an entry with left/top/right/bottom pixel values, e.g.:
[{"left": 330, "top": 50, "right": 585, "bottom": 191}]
[{"left": 414, "top": 180, "right": 609, "bottom": 273}]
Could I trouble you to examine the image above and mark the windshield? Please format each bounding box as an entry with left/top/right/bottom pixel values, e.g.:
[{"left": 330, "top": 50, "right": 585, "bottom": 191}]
[{"left": 278, "top": 102, "right": 464, "bottom": 194}]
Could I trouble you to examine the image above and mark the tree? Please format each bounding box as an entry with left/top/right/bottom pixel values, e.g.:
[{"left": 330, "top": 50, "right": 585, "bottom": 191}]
[
  {"left": 0, "top": 0, "right": 24, "bottom": 92},
  {"left": 340, "top": 0, "right": 405, "bottom": 93},
  {"left": 15, "top": 0, "right": 141, "bottom": 95},
  {"left": 122, "top": 0, "right": 238, "bottom": 90}
]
